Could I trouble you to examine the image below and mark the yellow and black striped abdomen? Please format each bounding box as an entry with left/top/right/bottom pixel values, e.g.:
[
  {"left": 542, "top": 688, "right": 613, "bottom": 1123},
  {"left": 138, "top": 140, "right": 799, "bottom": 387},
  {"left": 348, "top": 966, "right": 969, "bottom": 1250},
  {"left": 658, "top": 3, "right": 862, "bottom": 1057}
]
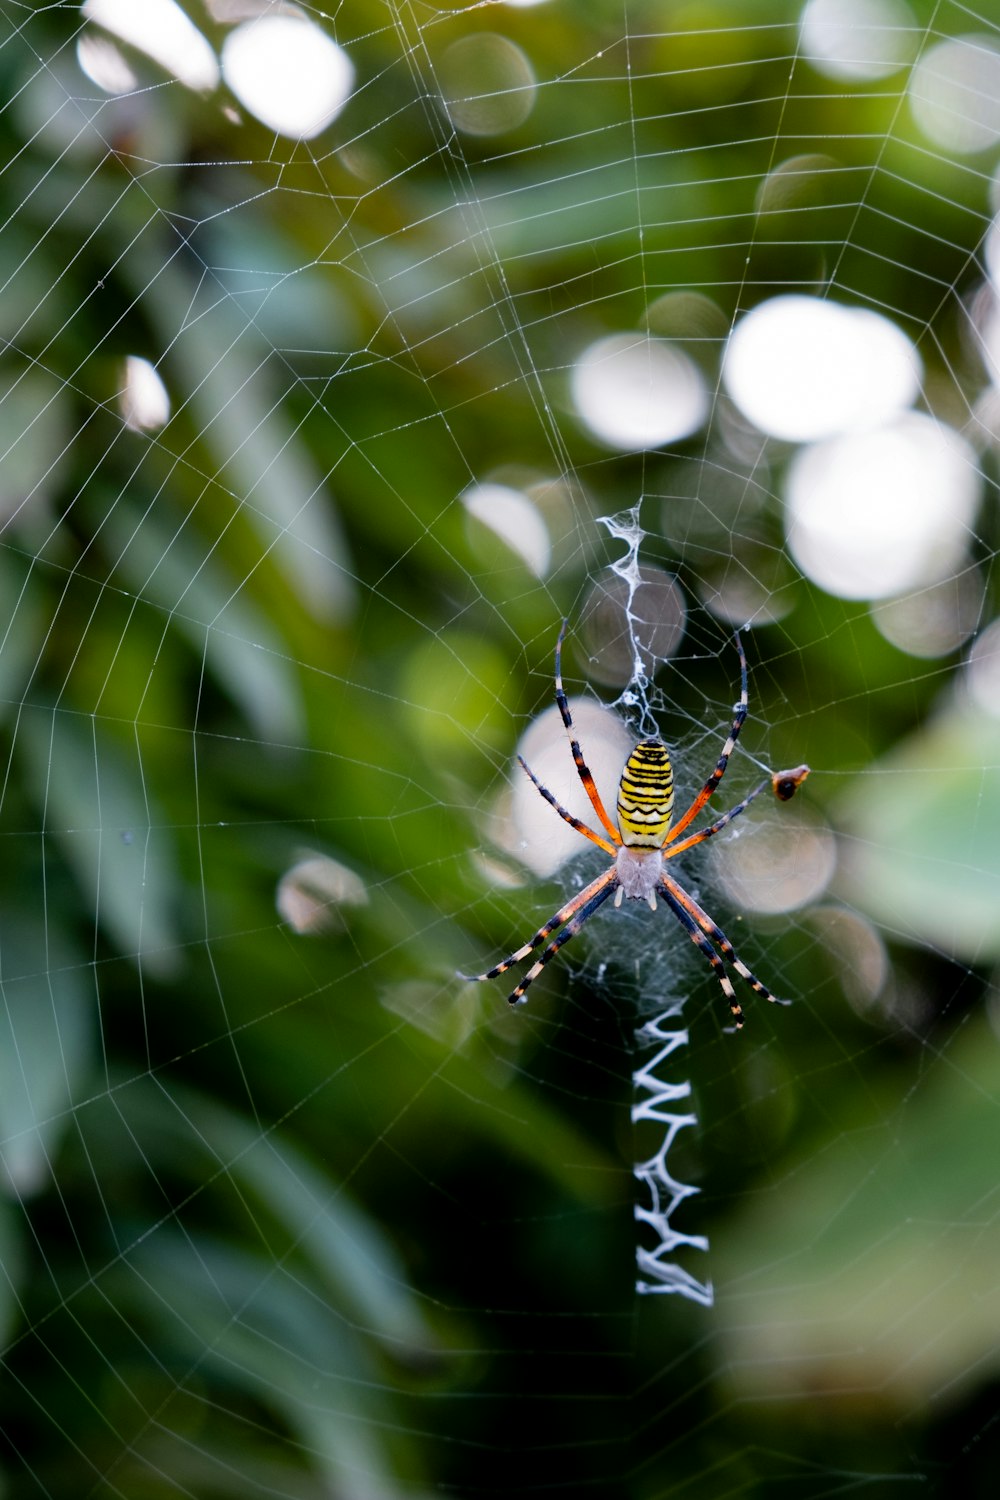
[{"left": 616, "top": 738, "right": 674, "bottom": 848}]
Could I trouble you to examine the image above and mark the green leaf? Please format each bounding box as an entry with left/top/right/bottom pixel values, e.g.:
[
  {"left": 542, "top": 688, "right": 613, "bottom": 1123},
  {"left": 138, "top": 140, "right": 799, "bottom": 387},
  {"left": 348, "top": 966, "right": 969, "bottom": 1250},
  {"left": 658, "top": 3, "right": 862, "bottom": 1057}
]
[
  {"left": 135, "top": 1081, "right": 441, "bottom": 1363},
  {"left": 835, "top": 704, "right": 1000, "bottom": 962},
  {"left": 19, "top": 709, "right": 181, "bottom": 976},
  {"left": 0, "top": 917, "right": 93, "bottom": 1197},
  {"left": 123, "top": 1230, "right": 423, "bottom": 1500},
  {"left": 142, "top": 261, "right": 355, "bottom": 625},
  {"left": 714, "top": 1012, "right": 1000, "bottom": 1405},
  {"left": 106, "top": 499, "right": 305, "bottom": 743}
]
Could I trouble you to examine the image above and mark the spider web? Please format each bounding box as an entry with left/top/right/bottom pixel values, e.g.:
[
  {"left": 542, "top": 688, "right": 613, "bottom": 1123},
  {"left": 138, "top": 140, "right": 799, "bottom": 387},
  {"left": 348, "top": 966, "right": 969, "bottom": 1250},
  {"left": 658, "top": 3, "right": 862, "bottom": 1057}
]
[{"left": 1, "top": 1, "right": 999, "bottom": 1496}]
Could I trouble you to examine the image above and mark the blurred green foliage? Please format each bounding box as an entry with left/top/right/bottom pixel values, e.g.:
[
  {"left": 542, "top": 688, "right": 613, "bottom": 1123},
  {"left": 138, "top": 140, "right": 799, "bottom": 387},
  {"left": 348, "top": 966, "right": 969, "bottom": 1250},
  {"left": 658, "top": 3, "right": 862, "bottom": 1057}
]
[{"left": 0, "top": 2, "right": 998, "bottom": 1497}]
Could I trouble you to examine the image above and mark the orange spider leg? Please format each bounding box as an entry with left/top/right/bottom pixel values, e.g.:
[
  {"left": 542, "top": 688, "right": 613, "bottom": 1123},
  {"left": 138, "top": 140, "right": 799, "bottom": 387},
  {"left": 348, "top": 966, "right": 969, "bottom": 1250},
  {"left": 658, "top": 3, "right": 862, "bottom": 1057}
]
[
  {"left": 460, "top": 865, "right": 619, "bottom": 1004},
  {"left": 517, "top": 755, "right": 618, "bottom": 855},
  {"left": 553, "top": 620, "right": 621, "bottom": 845},
  {"left": 659, "top": 869, "right": 790, "bottom": 1024},
  {"left": 664, "top": 776, "right": 771, "bottom": 859},
  {"left": 663, "top": 632, "right": 748, "bottom": 847}
]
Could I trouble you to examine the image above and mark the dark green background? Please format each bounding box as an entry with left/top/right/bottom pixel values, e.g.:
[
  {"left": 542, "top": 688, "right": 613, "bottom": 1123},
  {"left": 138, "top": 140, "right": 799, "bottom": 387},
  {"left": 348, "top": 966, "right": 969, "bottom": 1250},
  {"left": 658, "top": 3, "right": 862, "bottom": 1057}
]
[{"left": 0, "top": 2, "right": 997, "bottom": 1495}]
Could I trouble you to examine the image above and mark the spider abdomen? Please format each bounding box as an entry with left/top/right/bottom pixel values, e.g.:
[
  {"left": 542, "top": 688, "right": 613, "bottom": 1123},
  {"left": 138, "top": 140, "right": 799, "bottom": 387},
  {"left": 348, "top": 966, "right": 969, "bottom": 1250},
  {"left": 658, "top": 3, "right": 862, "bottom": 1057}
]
[{"left": 617, "top": 738, "right": 674, "bottom": 848}]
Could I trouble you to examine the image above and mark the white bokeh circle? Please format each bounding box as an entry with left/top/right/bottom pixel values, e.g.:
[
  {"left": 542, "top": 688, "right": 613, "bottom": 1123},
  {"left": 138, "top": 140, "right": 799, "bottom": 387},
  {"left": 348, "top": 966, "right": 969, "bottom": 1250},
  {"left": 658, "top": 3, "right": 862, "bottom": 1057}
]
[
  {"left": 83, "top": 0, "right": 219, "bottom": 91},
  {"left": 785, "top": 414, "right": 980, "bottom": 600},
  {"left": 800, "top": 0, "right": 917, "bottom": 82},
  {"left": 724, "top": 296, "right": 921, "bottom": 442},
  {"left": 461, "top": 482, "right": 551, "bottom": 578},
  {"left": 909, "top": 35, "right": 1000, "bottom": 155},
  {"left": 120, "top": 356, "right": 170, "bottom": 433},
  {"left": 439, "top": 33, "right": 536, "bottom": 136},
  {"left": 571, "top": 334, "right": 708, "bottom": 451},
  {"left": 222, "top": 16, "right": 354, "bottom": 141}
]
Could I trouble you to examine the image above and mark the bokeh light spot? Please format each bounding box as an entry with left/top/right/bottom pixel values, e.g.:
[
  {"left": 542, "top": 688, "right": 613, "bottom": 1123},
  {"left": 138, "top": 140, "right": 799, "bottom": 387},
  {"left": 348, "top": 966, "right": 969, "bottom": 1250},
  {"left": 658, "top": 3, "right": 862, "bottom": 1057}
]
[
  {"left": 276, "top": 855, "right": 367, "bottom": 936},
  {"left": 76, "top": 32, "right": 139, "bottom": 95},
  {"left": 439, "top": 33, "right": 536, "bottom": 136},
  {"left": 572, "top": 334, "right": 708, "bottom": 451},
  {"left": 83, "top": 0, "right": 219, "bottom": 91},
  {"left": 872, "top": 572, "right": 983, "bottom": 659},
  {"left": 711, "top": 807, "right": 835, "bottom": 915},
  {"left": 724, "top": 296, "right": 921, "bottom": 441},
  {"left": 910, "top": 34, "right": 1000, "bottom": 154},
  {"left": 462, "top": 482, "right": 551, "bottom": 578},
  {"left": 222, "top": 16, "right": 353, "bottom": 140},
  {"left": 503, "top": 701, "right": 634, "bottom": 877},
  {"left": 120, "top": 356, "right": 170, "bottom": 433},
  {"left": 808, "top": 906, "right": 889, "bottom": 1009},
  {"left": 580, "top": 566, "right": 687, "bottom": 687},
  {"left": 965, "top": 618, "right": 1000, "bottom": 718},
  {"left": 800, "top": 0, "right": 917, "bottom": 82},
  {"left": 755, "top": 152, "right": 841, "bottom": 217},
  {"left": 786, "top": 415, "right": 980, "bottom": 601}
]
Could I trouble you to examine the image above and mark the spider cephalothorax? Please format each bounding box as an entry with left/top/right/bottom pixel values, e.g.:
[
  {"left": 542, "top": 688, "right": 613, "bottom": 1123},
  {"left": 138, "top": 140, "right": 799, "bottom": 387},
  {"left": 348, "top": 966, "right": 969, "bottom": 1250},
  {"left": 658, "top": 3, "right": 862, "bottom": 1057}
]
[{"left": 463, "top": 623, "right": 809, "bottom": 1028}]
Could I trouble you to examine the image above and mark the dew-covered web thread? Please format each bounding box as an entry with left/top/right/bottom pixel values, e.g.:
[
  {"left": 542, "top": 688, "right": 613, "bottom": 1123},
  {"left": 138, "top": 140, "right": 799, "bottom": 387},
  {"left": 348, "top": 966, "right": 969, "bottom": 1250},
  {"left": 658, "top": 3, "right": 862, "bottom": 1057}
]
[{"left": 4, "top": 2, "right": 1000, "bottom": 1497}]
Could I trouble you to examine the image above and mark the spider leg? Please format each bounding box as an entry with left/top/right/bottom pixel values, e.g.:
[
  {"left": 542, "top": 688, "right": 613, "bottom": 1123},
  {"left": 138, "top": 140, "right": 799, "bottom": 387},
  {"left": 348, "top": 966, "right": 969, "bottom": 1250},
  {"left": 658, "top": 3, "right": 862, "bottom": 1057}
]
[
  {"left": 663, "top": 776, "right": 770, "bottom": 859},
  {"left": 505, "top": 872, "right": 619, "bottom": 1006},
  {"left": 517, "top": 755, "right": 618, "bottom": 855},
  {"left": 460, "top": 865, "right": 618, "bottom": 990},
  {"left": 659, "top": 870, "right": 790, "bottom": 1022},
  {"left": 657, "top": 884, "right": 748, "bottom": 1028},
  {"left": 553, "top": 620, "right": 621, "bottom": 845},
  {"left": 664, "top": 763, "right": 811, "bottom": 861},
  {"left": 664, "top": 632, "right": 748, "bottom": 846}
]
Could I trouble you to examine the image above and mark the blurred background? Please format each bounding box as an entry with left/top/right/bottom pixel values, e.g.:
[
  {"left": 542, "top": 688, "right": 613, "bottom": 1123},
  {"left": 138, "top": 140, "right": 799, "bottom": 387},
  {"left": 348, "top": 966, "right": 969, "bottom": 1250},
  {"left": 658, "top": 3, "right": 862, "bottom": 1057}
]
[{"left": 1, "top": 0, "right": 999, "bottom": 1494}]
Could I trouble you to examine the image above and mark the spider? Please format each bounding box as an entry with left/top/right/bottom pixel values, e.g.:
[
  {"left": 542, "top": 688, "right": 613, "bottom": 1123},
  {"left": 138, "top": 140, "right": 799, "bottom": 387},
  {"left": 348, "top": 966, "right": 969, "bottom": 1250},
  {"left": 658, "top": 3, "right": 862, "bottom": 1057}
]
[{"left": 462, "top": 623, "right": 809, "bottom": 1028}]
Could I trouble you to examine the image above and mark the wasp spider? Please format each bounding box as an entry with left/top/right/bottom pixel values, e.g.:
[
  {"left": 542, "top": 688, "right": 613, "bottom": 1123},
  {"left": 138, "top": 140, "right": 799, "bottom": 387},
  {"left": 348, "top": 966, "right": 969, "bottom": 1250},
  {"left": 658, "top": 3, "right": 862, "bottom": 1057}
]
[{"left": 463, "top": 623, "right": 809, "bottom": 1028}]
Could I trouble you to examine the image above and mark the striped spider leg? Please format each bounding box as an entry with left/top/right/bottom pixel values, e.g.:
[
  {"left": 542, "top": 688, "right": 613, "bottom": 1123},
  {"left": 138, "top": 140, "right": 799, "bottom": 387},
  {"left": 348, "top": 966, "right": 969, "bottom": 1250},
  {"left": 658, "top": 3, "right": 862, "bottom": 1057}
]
[{"left": 462, "top": 623, "right": 809, "bottom": 1025}]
